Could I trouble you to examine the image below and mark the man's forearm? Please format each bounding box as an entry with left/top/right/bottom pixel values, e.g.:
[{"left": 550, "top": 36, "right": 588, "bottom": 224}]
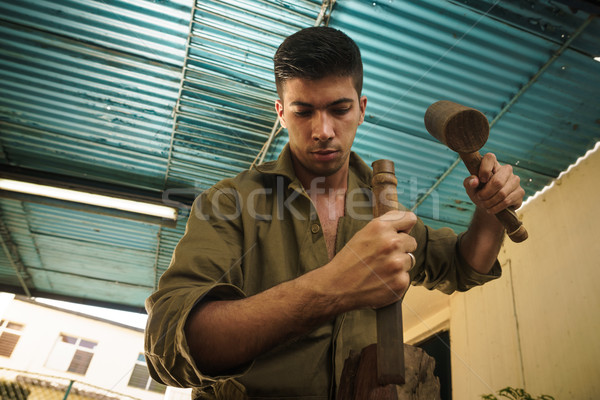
[
  {"left": 185, "top": 211, "right": 418, "bottom": 376},
  {"left": 460, "top": 206, "right": 505, "bottom": 274},
  {"left": 184, "top": 268, "right": 341, "bottom": 376}
]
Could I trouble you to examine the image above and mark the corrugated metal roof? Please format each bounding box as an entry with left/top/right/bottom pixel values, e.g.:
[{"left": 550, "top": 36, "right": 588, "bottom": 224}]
[
  {"left": 0, "top": 0, "right": 193, "bottom": 310},
  {"left": 0, "top": 197, "right": 158, "bottom": 308},
  {"left": 166, "top": 0, "right": 323, "bottom": 190},
  {"left": 0, "top": 0, "right": 188, "bottom": 190},
  {"left": 0, "top": 0, "right": 599, "bottom": 310},
  {"left": 325, "top": 0, "right": 599, "bottom": 225}
]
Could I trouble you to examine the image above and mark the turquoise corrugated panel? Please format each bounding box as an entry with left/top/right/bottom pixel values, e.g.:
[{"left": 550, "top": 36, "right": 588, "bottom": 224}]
[
  {"left": 485, "top": 48, "right": 600, "bottom": 176},
  {"left": 28, "top": 268, "right": 152, "bottom": 309},
  {"left": 25, "top": 203, "right": 160, "bottom": 252},
  {"left": 0, "top": 0, "right": 192, "bottom": 307},
  {"left": 154, "top": 223, "right": 187, "bottom": 288},
  {"left": 166, "top": 0, "right": 323, "bottom": 189},
  {"left": 0, "top": 0, "right": 191, "bottom": 66},
  {"left": 0, "top": 199, "right": 44, "bottom": 271},
  {"left": 0, "top": 199, "right": 34, "bottom": 294},
  {"left": 0, "top": 0, "right": 192, "bottom": 190},
  {"left": 0, "top": 199, "right": 160, "bottom": 306},
  {"left": 331, "top": 0, "right": 553, "bottom": 137},
  {"left": 0, "top": 259, "right": 18, "bottom": 287},
  {"left": 317, "top": 0, "right": 599, "bottom": 231},
  {"left": 2, "top": 0, "right": 599, "bottom": 309},
  {"left": 34, "top": 236, "right": 156, "bottom": 286},
  {"left": 157, "top": 0, "right": 324, "bottom": 290},
  {"left": 457, "top": 0, "right": 600, "bottom": 55},
  {"left": 34, "top": 203, "right": 157, "bottom": 304}
]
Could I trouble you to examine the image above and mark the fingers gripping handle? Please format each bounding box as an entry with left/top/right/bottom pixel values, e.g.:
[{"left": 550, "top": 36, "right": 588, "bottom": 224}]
[
  {"left": 372, "top": 159, "right": 406, "bottom": 386},
  {"left": 459, "top": 152, "right": 528, "bottom": 243},
  {"left": 424, "top": 100, "right": 528, "bottom": 243}
]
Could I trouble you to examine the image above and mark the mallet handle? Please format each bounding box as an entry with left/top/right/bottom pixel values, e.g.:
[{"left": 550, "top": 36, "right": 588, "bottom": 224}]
[
  {"left": 372, "top": 159, "right": 405, "bottom": 386},
  {"left": 460, "top": 152, "right": 528, "bottom": 243}
]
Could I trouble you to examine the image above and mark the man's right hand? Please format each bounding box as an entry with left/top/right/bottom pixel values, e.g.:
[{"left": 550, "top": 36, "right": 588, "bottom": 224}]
[
  {"left": 185, "top": 210, "right": 418, "bottom": 375},
  {"left": 312, "top": 210, "right": 418, "bottom": 312}
]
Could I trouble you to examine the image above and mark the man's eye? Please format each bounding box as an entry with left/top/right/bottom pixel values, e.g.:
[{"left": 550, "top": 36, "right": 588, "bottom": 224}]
[
  {"left": 333, "top": 108, "right": 350, "bottom": 115},
  {"left": 294, "top": 110, "right": 311, "bottom": 117}
]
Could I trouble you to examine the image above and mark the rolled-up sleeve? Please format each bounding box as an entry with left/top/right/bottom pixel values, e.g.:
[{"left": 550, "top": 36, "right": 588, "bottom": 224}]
[
  {"left": 409, "top": 218, "right": 501, "bottom": 294},
  {"left": 144, "top": 185, "right": 250, "bottom": 388}
]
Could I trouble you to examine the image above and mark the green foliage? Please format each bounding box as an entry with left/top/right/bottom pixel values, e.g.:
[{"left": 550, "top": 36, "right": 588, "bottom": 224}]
[
  {"left": 0, "top": 380, "right": 30, "bottom": 400},
  {"left": 481, "top": 387, "right": 554, "bottom": 400}
]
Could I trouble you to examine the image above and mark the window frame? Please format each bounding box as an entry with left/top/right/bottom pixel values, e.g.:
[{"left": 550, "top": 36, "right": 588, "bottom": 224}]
[
  {"left": 127, "top": 352, "right": 166, "bottom": 394},
  {"left": 45, "top": 333, "right": 98, "bottom": 375},
  {"left": 0, "top": 319, "right": 24, "bottom": 358}
]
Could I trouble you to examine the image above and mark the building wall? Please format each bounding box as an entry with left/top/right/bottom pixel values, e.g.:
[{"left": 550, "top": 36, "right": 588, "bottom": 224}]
[
  {"left": 0, "top": 297, "right": 166, "bottom": 400},
  {"left": 450, "top": 146, "right": 600, "bottom": 399}
]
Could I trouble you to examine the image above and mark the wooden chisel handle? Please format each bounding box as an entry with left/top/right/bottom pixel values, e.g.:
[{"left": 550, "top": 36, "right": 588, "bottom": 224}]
[{"left": 372, "top": 159, "right": 405, "bottom": 386}]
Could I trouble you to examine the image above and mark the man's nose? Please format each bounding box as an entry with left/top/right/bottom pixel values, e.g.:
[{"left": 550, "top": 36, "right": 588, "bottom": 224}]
[{"left": 311, "top": 111, "right": 334, "bottom": 141}]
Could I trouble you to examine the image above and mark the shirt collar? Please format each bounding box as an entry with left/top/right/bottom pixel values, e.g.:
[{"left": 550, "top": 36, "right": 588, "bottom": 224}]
[{"left": 254, "top": 143, "right": 297, "bottom": 181}]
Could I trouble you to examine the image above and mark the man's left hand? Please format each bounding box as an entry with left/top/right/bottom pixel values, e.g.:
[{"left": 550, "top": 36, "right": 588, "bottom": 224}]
[{"left": 463, "top": 153, "right": 525, "bottom": 215}]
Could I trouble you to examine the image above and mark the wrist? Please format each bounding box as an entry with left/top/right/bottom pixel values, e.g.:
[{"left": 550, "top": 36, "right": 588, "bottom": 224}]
[
  {"left": 292, "top": 265, "right": 348, "bottom": 321},
  {"left": 461, "top": 207, "right": 505, "bottom": 274},
  {"left": 474, "top": 206, "right": 504, "bottom": 233}
]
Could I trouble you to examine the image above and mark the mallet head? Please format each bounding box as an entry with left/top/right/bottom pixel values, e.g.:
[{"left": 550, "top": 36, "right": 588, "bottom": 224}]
[{"left": 424, "top": 100, "right": 489, "bottom": 154}]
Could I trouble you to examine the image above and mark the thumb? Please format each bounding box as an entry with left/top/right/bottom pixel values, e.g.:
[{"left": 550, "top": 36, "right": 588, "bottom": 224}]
[
  {"left": 464, "top": 175, "right": 478, "bottom": 189},
  {"left": 463, "top": 176, "right": 479, "bottom": 198}
]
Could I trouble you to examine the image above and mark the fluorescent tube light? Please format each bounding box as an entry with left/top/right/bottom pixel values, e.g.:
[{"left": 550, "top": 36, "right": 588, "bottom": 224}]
[{"left": 0, "top": 179, "right": 177, "bottom": 220}]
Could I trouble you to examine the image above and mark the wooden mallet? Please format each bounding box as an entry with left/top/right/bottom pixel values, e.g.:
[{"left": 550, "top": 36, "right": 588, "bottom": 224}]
[{"left": 424, "top": 100, "right": 528, "bottom": 243}]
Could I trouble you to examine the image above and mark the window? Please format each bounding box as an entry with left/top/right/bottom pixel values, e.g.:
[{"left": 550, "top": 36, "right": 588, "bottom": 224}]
[
  {"left": 0, "top": 319, "right": 24, "bottom": 357},
  {"left": 45, "top": 334, "right": 97, "bottom": 375},
  {"left": 128, "top": 353, "right": 166, "bottom": 394}
]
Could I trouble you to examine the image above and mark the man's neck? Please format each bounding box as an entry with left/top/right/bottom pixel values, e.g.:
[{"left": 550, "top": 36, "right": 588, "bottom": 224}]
[{"left": 295, "top": 163, "right": 349, "bottom": 198}]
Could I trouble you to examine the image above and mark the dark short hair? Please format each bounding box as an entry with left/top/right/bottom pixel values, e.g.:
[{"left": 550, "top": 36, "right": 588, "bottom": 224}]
[{"left": 273, "top": 26, "right": 363, "bottom": 98}]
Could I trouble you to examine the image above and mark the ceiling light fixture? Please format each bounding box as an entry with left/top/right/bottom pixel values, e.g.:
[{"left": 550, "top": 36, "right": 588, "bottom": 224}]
[
  {"left": 594, "top": 56, "right": 600, "bottom": 63},
  {"left": 0, "top": 179, "right": 177, "bottom": 220}
]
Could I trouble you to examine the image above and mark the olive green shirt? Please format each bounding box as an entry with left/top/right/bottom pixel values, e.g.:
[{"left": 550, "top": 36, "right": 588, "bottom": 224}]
[{"left": 144, "top": 145, "right": 501, "bottom": 399}]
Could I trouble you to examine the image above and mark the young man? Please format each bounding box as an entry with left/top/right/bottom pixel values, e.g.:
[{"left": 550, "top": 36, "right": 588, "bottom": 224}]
[{"left": 144, "top": 27, "right": 524, "bottom": 399}]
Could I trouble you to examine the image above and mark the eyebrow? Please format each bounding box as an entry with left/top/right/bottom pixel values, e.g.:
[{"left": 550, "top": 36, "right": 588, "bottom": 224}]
[{"left": 290, "top": 98, "right": 354, "bottom": 108}]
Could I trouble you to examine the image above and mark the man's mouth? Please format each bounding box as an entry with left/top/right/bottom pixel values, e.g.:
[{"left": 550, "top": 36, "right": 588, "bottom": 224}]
[
  {"left": 312, "top": 149, "right": 339, "bottom": 161},
  {"left": 313, "top": 150, "right": 337, "bottom": 155}
]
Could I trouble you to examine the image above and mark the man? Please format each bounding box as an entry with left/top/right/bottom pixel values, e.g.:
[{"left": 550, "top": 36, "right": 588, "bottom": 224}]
[{"left": 144, "top": 27, "right": 524, "bottom": 399}]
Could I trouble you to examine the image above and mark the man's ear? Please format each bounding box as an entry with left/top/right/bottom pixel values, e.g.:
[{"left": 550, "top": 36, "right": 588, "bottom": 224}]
[
  {"left": 358, "top": 95, "right": 368, "bottom": 125},
  {"left": 275, "top": 99, "right": 287, "bottom": 128}
]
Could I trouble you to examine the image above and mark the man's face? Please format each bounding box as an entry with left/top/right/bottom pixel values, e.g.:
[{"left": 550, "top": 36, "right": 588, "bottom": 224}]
[{"left": 275, "top": 75, "right": 367, "bottom": 181}]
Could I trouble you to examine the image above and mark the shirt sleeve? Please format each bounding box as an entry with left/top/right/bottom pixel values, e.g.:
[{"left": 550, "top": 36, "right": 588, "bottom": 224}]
[
  {"left": 144, "top": 185, "right": 251, "bottom": 388},
  {"left": 408, "top": 217, "right": 502, "bottom": 294}
]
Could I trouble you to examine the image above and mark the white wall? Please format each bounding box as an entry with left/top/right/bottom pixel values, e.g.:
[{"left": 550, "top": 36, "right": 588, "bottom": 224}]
[
  {"left": 450, "top": 145, "right": 600, "bottom": 399},
  {"left": 0, "top": 298, "right": 165, "bottom": 400}
]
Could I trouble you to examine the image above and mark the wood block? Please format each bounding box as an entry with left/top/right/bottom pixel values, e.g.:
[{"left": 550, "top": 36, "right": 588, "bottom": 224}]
[{"left": 337, "top": 343, "right": 441, "bottom": 400}]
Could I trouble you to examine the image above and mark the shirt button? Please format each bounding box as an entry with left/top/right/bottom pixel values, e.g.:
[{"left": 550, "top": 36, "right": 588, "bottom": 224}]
[{"left": 311, "top": 223, "right": 320, "bottom": 234}]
